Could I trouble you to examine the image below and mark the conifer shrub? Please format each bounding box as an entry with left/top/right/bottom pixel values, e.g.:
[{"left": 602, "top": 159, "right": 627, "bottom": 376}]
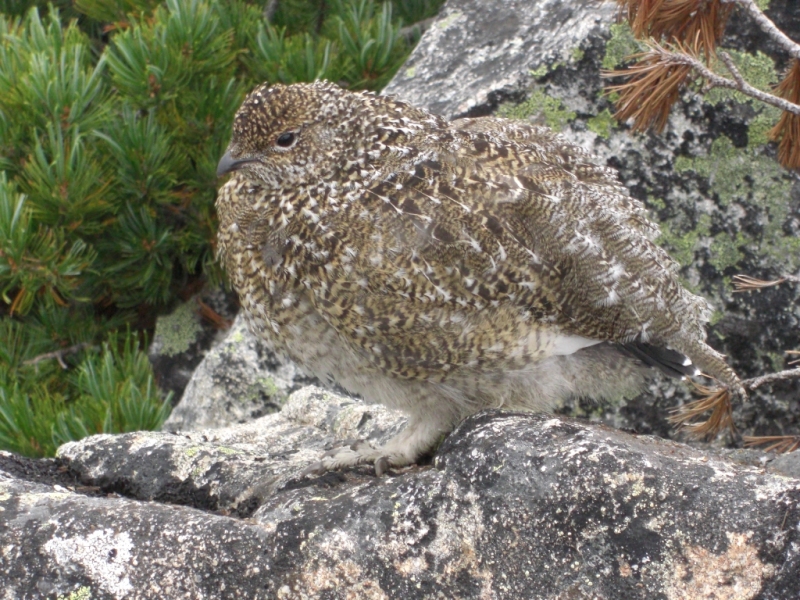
[{"left": 0, "top": 0, "right": 443, "bottom": 457}]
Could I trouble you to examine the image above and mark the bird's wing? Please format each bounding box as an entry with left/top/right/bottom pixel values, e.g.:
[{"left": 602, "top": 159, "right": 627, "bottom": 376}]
[
  {"left": 290, "top": 118, "right": 710, "bottom": 378},
  {"left": 449, "top": 117, "right": 712, "bottom": 342}
]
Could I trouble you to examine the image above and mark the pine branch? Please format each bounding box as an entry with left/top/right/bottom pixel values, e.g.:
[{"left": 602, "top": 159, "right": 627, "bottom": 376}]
[
  {"left": 663, "top": 46, "right": 800, "bottom": 116},
  {"left": 604, "top": 40, "right": 696, "bottom": 131},
  {"left": 610, "top": 0, "right": 800, "bottom": 169},
  {"left": 606, "top": 37, "right": 800, "bottom": 134},
  {"left": 669, "top": 366, "right": 800, "bottom": 439},
  {"left": 23, "top": 342, "right": 96, "bottom": 369},
  {"left": 743, "top": 368, "right": 800, "bottom": 390},
  {"left": 723, "top": 0, "right": 800, "bottom": 61}
]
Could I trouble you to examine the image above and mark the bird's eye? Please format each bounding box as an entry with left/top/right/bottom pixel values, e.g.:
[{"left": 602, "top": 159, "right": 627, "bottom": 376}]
[{"left": 276, "top": 132, "right": 296, "bottom": 147}]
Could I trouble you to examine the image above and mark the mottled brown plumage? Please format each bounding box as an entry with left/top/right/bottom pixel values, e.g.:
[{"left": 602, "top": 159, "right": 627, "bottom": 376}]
[{"left": 216, "top": 81, "right": 745, "bottom": 474}]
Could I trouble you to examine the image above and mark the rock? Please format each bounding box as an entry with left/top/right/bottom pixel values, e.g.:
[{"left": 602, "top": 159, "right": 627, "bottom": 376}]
[
  {"left": 161, "top": 314, "right": 316, "bottom": 431},
  {"left": 148, "top": 288, "right": 239, "bottom": 406},
  {"left": 769, "top": 450, "right": 800, "bottom": 479},
  {"left": 0, "top": 464, "right": 283, "bottom": 600},
  {"left": 61, "top": 387, "right": 406, "bottom": 516},
  {"left": 383, "top": 0, "right": 616, "bottom": 120},
  {"left": 2, "top": 393, "right": 799, "bottom": 599}
]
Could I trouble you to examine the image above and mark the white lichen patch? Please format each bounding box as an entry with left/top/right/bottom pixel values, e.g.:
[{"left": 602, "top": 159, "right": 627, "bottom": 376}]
[
  {"left": 172, "top": 446, "right": 215, "bottom": 481},
  {"left": 752, "top": 472, "right": 800, "bottom": 503},
  {"left": 281, "top": 387, "right": 340, "bottom": 428},
  {"left": 44, "top": 529, "right": 134, "bottom": 598},
  {"left": 152, "top": 300, "right": 203, "bottom": 357},
  {"left": 601, "top": 472, "right": 652, "bottom": 500}
]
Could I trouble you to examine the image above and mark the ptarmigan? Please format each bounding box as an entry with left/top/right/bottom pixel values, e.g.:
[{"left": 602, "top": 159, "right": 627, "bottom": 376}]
[{"left": 216, "top": 81, "right": 745, "bottom": 475}]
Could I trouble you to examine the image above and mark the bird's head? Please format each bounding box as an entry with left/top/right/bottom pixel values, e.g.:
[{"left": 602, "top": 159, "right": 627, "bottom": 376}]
[
  {"left": 217, "top": 81, "right": 443, "bottom": 190},
  {"left": 217, "top": 81, "right": 369, "bottom": 188},
  {"left": 217, "top": 81, "right": 343, "bottom": 187}
]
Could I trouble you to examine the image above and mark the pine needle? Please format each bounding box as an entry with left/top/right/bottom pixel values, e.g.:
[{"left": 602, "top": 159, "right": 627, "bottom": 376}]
[
  {"left": 732, "top": 274, "right": 787, "bottom": 292},
  {"left": 605, "top": 41, "right": 695, "bottom": 132},
  {"left": 669, "top": 380, "right": 735, "bottom": 439},
  {"left": 770, "top": 59, "right": 800, "bottom": 170},
  {"left": 617, "top": 0, "right": 664, "bottom": 38},
  {"left": 616, "top": 0, "right": 732, "bottom": 59},
  {"left": 743, "top": 435, "right": 800, "bottom": 454},
  {"left": 651, "top": 0, "right": 731, "bottom": 59}
]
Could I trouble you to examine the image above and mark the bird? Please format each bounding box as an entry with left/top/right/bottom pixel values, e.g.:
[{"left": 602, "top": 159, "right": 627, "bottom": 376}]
[{"left": 215, "top": 80, "right": 746, "bottom": 475}]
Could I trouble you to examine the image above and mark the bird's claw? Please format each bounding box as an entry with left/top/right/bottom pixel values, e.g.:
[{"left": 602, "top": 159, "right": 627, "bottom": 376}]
[
  {"left": 301, "top": 439, "right": 391, "bottom": 477},
  {"left": 299, "top": 461, "right": 327, "bottom": 478},
  {"left": 374, "top": 455, "right": 390, "bottom": 477}
]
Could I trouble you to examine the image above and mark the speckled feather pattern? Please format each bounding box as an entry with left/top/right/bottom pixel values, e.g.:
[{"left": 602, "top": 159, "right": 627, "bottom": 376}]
[{"left": 216, "top": 81, "right": 744, "bottom": 470}]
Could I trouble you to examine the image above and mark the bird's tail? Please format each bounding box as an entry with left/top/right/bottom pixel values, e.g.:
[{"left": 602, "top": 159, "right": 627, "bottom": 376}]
[{"left": 617, "top": 342, "right": 699, "bottom": 379}]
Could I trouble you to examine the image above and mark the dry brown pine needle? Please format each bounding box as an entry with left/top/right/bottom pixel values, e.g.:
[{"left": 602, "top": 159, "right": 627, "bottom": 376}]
[
  {"left": 616, "top": 0, "right": 732, "bottom": 58},
  {"left": 770, "top": 60, "right": 800, "bottom": 170},
  {"left": 732, "top": 274, "right": 787, "bottom": 292},
  {"left": 605, "top": 44, "right": 695, "bottom": 132},
  {"left": 669, "top": 380, "right": 734, "bottom": 439},
  {"left": 743, "top": 435, "right": 800, "bottom": 454}
]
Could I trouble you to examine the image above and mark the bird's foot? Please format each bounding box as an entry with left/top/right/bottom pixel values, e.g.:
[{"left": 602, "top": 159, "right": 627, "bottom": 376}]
[
  {"left": 301, "top": 414, "right": 450, "bottom": 477},
  {"left": 300, "top": 439, "right": 409, "bottom": 477}
]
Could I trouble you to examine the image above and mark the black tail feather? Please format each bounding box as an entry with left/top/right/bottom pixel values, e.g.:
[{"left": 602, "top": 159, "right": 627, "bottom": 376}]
[{"left": 618, "top": 342, "right": 699, "bottom": 379}]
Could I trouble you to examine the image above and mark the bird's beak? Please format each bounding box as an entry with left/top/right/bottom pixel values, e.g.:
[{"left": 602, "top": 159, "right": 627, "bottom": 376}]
[{"left": 216, "top": 151, "right": 254, "bottom": 177}]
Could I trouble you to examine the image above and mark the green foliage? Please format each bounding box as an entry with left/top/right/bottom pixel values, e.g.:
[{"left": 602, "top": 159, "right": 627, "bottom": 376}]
[
  {"left": 0, "top": 173, "right": 96, "bottom": 315},
  {"left": 0, "top": 326, "right": 171, "bottom": 457},
  {"left": 53, "top": 332, "right": 173, "bottom": 446},
  {"left": 0, "top": 0, "right": 443, "bottom": 456},
  {"left": 248, "top": 0, "right": 413, "bottom": 90},
  {"left": 333, "top": 0, "right": 406, "bottom": 89},
  {"left": 250, "top": 23, "right": 337, "bottom": 83}
]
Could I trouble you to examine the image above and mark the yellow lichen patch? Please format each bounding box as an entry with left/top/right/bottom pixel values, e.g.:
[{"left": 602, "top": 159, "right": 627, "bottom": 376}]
[
  {"left": 662, "top": 532, "right": 776, "bottom": 600},
  {"left": 57, "top": 587, "right": 92, "bottom": 600}
]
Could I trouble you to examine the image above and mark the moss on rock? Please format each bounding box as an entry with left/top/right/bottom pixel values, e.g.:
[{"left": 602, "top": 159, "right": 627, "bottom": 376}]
[{"left": 497, "top": 89, "right": 576, "bottom": 130}]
